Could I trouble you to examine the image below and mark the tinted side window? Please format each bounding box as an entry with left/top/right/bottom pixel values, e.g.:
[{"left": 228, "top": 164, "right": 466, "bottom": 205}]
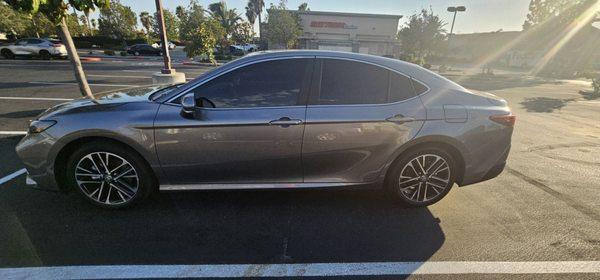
[
  {"left": 318, "top": 59, "right": 388, "bottom": 105},
  {"left": 27, "top": 39, "right": 42, "bottom": 44},
  {"left": 412, "top": 79, "right": 429, "bottom": 94},
  {"left": 389, "top": 72, "right": 416, "bottom": 102},
  {"left": 193, "top": 59, "right": 310, "bottom": 108}
]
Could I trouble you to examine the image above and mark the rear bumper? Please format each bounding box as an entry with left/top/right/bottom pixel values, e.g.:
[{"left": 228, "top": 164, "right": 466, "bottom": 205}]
[{"left": 460, "top": 142, "right": 510, "bottom": 186}]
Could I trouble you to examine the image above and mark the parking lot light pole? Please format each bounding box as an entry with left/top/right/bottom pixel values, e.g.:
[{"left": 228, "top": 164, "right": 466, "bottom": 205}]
[
  {"left": 152, "top": 0, "right": 186, "bottom": 84},
  {"left": 447, "top": 6, "right": 466, "bottom": 37},
  {"left": 155, "top": 0, "right": 172, "bottom": 74}
]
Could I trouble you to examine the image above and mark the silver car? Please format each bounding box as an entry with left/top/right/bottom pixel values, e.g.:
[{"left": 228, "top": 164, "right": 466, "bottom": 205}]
[
  {"left": 1, "top": 38, "right": 68, "bottom": 59},
  {"left": 16, "top": 51, "right": 514, "bottom": 209}
]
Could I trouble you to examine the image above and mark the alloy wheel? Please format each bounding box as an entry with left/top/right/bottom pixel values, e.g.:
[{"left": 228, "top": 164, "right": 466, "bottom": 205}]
[
  {"left": 398, "top": 154, "right": 451, "bottom": 203},
  {"left": 75, "top": 152, "right": 139, "bottom": 206}
]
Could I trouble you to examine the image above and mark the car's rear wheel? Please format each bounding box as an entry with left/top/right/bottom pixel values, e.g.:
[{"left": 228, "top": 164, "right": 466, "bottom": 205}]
[
  {"left": 66, "top": 142, "right": 154, "bottom": 209},
  {"left": 386, "top": 147, "right": 456, "bottom": 207},
  {"left": 39, "top": 50, "right": 51, "bottom": 60},
  {"left": 1, "top": 49, "right": 15, "bottom": 59}
]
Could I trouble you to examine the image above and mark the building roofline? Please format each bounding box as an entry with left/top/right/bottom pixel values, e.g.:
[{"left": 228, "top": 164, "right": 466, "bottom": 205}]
[{"left": 275, "top": 9, "right": 402, "bottom": 19}]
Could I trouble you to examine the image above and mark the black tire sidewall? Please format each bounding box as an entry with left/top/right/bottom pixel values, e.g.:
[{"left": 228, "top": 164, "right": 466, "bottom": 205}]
[
  {"left": 40, "top": 51, "right": 51, "bottom": 60},
  {"left": 386, "top": 146, "right": 457, "bottom": 207},
  {"left": 65, "top": 141, "right": 154, "bottom": 209}
]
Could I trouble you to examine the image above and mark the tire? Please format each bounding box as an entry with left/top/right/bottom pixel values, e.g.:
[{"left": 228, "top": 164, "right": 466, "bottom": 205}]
[
  {"left": 65, "top": 141, "right": 155, "bottom": 209},
  {"left": 385, "top": 146, "right": 457, "bottom": 207},
  {"left": 39, "top": 50, "right": 51, "bottom": 60},
  {"left": 1, "top": 49, "right": 15, "bottom": 59}
]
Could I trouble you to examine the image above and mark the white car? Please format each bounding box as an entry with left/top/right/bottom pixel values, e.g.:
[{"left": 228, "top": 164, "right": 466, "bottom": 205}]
[
  {"left": 151, "top": 41, "right": 176, "bottom": 50},
  {"left": 229, "top": 43, "right": 259, "bottom": 54},
  {"left": 0, "top": 38, "right": 67, "bottom": 59}
]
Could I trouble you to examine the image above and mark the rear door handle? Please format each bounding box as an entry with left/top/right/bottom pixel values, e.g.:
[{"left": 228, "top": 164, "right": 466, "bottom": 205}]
[
  {"left": 269, "top": 117, "right": 303, "bottom": 126},
  {"left": 386, "top": 115, "right": 416, "bottom": 123}
]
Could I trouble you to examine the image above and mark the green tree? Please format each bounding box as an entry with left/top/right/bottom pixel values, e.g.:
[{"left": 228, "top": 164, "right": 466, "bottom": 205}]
[
  {"left": 232, "top": 21, "right": 254, "bottom": 44},
  {"left": 175, "top": 5, "right": 185, "bottom": 20},
  {"left": 178, "top": 0, "right": 205, "bottom": 41},
  {"left": 298, "top": 2, "right": 309, "bottom": 11},
  {"left": 397, "top": 9, "right": 446, "bottom": 65},
  {"left": 98, "top": 0, "right": 137, "bottom": 41},
  {"left": 184, "top": 22, "right": 217, "bottom": 65},
  {"left": 153, "top": 8, "right": 179, "bottom": 41},
  {"left": 265, "top": 0, "right": 302, "bottom": 49},
  {"left": 246, "top": 0, "right": 264, "bottom": 37},
  {"left": 3, "top": 0, "right": 109, "bottom": 99},
  {"left": 245, "top": 5, "right": 256, "bottom": 28},
  {"left": 208, "top": 1, "right": 242, "bottom": 49},
  {"left": 139, "top": 11, "right": 153, "bottom": 37},
  {"left": 66, "top": 12, "right": 85, "bottom": 36},
  {"left": 82, "top": 6, "right": 94, "bottom": 35}
]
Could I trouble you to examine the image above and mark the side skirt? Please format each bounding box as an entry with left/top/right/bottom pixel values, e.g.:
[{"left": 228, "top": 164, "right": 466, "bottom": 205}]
[{"left": 160, "top": 182, "right": 369, "bottom": 191}]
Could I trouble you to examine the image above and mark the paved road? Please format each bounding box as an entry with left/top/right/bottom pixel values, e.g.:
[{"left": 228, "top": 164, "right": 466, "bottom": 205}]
[{"left": 0, "top": 59, "right": 599, "bottom": 279}]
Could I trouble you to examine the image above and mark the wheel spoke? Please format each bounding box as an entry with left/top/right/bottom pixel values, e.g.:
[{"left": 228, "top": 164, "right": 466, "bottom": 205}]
[
  {"left": 427, "top": 182, "right": 442, "bottom": 195},
  {"left": 399, "top": 177, "right": 419, "bottom": 186},
  {"left": 110, "top": 182, "right": 133, "bottom": 199},
  {"left": 105, "top": 184, "right": 112, "bottom": 204},
  {"left": 77, "top": 166, "right": 97, "bottom": 175},
  {"left": 115, "top": 179, "right": 136, "bottom": 195},
  {"left": 113, "top": 167, "right": 134, "bottom": 181}
]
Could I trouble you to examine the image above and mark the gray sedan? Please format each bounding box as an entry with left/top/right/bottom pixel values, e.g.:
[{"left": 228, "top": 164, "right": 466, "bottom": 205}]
[{"left": 16, "top": 50, "right": 514, "bottom": 209}]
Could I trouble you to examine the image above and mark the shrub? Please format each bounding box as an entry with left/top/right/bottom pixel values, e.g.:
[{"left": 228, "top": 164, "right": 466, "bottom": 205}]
[
  {"left": 119, "top": 51, "right": 127, "bottom": 56},
  {"left": 593, "top": 77, "right": 600, "bottom": 95},
  {"left": 103, "top": 50, "right": 115, "bottom": 56}
]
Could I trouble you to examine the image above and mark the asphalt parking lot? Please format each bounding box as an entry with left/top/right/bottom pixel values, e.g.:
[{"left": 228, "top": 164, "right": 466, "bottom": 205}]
[{"left": 0, "top": 58, "right": 599, "bottom": 279}]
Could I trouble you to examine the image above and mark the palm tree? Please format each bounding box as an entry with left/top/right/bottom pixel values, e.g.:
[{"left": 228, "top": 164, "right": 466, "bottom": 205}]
[
  {"left": 245, "top": 4, "right": 256, "bottom": 28},
  {"left": 247, "top": 0, "right": 264, "bottom": 38},
  {"left": 139, "top": 11, "right": 153, "bottom": 37},
  {"left": 208, "top": 1, "right": 242, "bottom": 36}
]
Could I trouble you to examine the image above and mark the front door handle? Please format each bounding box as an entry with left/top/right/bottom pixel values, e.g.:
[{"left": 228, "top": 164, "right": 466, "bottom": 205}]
[
  {"left": 269, "top": 117, "right": 303, "bottom": 126},
  {"left": 386, "top": 114, "right": 416, "bottom": 123}
]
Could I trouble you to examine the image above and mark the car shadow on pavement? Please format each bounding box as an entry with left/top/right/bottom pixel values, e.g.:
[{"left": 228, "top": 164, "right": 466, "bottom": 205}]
[
  {"left": 0, "top": 109, "right": 44, "bottom": 119},
  {"left": 0, "top": 187, "right": 444, "bottom": 276}
]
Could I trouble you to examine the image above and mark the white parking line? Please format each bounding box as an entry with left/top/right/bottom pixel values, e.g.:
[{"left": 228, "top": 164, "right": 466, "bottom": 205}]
[
  {"left": 0, "top": 96, "right": 73, "bottom": 101},
  {"left": 89, "top": 74, "right": 193, "bottom": 80},
  {"left": 0, "top": 168, "right": 26, "bottom": 186},
  {"left": 0, "top": 261, "right": 599, "bottom": 279},
  {"left": 29, "top": 82, "right": 138, "bottom": 87},
  {"left": 0, "top": 131, "right": 27, "bottom": 135}
]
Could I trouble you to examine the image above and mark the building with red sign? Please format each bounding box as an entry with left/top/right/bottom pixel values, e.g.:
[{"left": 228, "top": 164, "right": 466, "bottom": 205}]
[{"left": 275, "top": 10, "right": 401, "bottom": 57}]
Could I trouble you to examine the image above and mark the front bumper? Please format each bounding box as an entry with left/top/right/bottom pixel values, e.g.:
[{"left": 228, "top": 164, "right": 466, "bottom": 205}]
[{"left": 15, "top": 132, "right": 61, "bottom": 191}]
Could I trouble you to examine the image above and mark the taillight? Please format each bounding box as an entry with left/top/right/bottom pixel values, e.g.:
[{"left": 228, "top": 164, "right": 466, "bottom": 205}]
[
  {"left": 490, "top": 114, "right": 516, "bottom": 126},
  {"left": 52, "top": 44, "right": 63, "bottom": 47}
]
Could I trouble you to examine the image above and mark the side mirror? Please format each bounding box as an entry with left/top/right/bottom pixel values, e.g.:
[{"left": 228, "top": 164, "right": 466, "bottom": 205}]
[{"left": 181, "top": 93, "right": 196, "bottom": 115}]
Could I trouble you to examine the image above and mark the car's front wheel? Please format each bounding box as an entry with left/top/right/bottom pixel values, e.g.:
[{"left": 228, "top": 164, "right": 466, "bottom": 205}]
[
  {"left": 66, "top": 141, "right": 155, "bottom": 209},
  {"left": 386, "top": 147, "right": 456, "bottom": 207},
  {"left": 39, "top": 50, "right": 51, "bottom": 60}
]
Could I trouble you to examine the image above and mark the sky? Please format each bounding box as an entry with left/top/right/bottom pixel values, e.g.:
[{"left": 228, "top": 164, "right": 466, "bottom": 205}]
[{"left": 93, "top": 0, "right": 532, "bottom": 34}]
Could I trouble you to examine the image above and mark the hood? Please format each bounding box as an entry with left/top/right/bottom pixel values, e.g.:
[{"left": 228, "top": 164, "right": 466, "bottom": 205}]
[{"left": 37, "top": 85, "right": 169, "bottom": 120}]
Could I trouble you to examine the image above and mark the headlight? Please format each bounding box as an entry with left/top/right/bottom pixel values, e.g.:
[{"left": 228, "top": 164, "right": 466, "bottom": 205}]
[{"left": 28, "top": 120, "right": 57, "bottom": 133}]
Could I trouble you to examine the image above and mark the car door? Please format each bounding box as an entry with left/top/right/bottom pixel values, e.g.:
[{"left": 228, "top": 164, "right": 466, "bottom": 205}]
[
  {"left": 13, "top": 40, "right": 29, "bottom": 55},
  {"left": 302, "top": 58, "right": 426, "bottom": 183},
  {"left": 25, "top": 39, "right": 43, "bottom": 55},
  {"left": 154, "top": 57, "right": 314, "bottom": 185}
]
